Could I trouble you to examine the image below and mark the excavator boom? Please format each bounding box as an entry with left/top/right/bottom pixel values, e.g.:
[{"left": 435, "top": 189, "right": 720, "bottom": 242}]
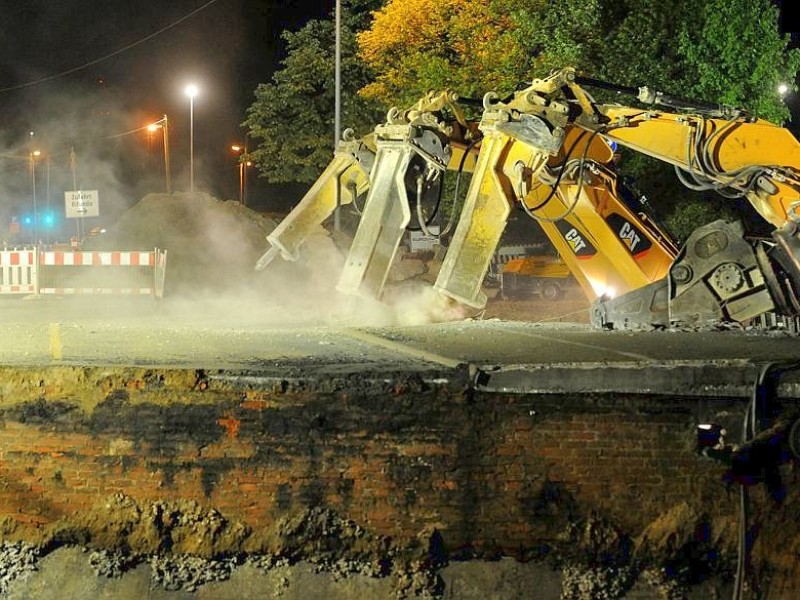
[
  {"left": 435, "top": 97, "right": 679, "bottom": 326},
  {"left": 437, "top": 68, "right": 800, "bottom": 329},
  {"left": 257, "top": 68, "right": 800, "bottom": 330}
]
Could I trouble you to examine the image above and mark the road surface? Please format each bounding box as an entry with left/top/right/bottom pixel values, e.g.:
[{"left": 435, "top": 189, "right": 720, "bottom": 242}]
[{"left": 2, "top": 295, "right": 800, "bottom": 397}]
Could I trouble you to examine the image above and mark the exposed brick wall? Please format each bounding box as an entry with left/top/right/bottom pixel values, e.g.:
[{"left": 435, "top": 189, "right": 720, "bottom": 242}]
[{"left": 0, "top": 369, "right": 742, "bottom": 555}]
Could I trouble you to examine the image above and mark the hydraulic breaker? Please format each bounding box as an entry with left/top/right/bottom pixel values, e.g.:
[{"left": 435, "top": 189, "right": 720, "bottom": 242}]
[
  {"left": 255, "top": 137, "right": 373, "bottom": 271},
  {"left": 435, "top": 110, "right": 555, "bottom": 308},
  {"left": 336, "top": 121, "right": 450, "bottom": 300}
]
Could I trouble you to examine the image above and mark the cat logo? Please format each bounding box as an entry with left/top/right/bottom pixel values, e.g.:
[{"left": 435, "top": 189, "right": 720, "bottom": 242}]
[
  {"left": 565, "top": 228, "right": 587, "bottom": 253},
  {"left": 555, "top": 221, "right": 597, "bottom": 258},
  {"left": 620, "top": 222, "right": 642, "bottom": 253},
  {"left": 606, "top": 213, "right": 652, "bottom": 257}
]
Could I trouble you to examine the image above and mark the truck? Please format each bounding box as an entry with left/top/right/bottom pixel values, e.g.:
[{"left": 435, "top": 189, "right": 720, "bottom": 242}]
[{"left": 498, "top": 254, "right": 574, "bottom": 301}]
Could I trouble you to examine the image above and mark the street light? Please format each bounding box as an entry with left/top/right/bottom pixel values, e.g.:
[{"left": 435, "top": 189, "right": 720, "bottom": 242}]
[
  {"left": 147, "top": 114, "right": 172, "bottom": 193},
  {"left": 334, "top": 0, "right": 341, "bottom": 232},
  {"left": 184, "top": 84, "right": 199, "bottom": 194},
  {"left": 231, "top": 144, "right": 251, "bottom": 206}
]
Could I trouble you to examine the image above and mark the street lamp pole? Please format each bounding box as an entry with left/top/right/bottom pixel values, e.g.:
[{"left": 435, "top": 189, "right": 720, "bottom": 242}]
[
  {"left": 231, "top": 144, "right": 249, "bottom": 206},
  {"left": 163, "top": 115, "right": 172, "bottom": 194},
  {"left": 335, "top": 0, "right": 341, "bottom": 150},
  {"left": 333, "top": 0, "right": 342, "bottom": 231},
  {"left": 30, "top": 149, "right": 41, "bottom": 245},
  {"left": 185, "top": 84, "right": 198, "bottom": 194},
  {"left": 69, "top": 146, "right": 82, "bottom": 242},
  {"left": 148, "top": 115, "right": 172, "bottom": 193}
]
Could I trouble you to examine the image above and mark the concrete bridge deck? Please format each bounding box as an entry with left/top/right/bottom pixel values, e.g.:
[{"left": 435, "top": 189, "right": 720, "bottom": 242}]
[{"left": 2, "top": 296, "right": 799, "bottom": 398}]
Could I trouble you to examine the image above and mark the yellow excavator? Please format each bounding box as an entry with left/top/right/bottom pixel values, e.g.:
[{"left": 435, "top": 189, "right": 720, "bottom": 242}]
[
  {"left": 432, "top": 67, "right": 800, "bottom": 329},
  {"left": 499, "top": 254, "right": 574, "bottom": 301},
  {"left": 256, "top": 68, "right": 800, "bottom": 330}
]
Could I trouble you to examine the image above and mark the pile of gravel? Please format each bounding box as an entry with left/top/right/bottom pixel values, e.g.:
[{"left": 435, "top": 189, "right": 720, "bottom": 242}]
[
  {"left": 82, "top": 192, "right": 281, "bottom": 295},
  {"left": 0, "top": 541, "right": 41, "bottom": 595}
]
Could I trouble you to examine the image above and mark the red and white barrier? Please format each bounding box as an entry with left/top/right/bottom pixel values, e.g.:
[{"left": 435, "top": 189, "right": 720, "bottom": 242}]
[
  {"left": 0, "top": 248, "right": 167, "bottom": 297},
  {"left": 0, "top": 248, "right": 37, "bottom": 294},
  {"left": 40, "top": 251, "right": 155, "bottom": 267}
]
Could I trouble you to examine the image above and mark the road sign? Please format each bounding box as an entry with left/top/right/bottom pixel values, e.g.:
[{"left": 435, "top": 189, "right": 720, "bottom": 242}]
[{"left": 64, "top": 190, "right": 99, "bottom": 218}]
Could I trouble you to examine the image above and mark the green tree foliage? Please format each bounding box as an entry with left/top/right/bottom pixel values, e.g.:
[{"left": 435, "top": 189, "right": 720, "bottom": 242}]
[
  {"left": 242, "top": 1, "right": 383, "bottom": 183},
  {"left": 597, "top": 0, "right": 691, "bottom": 90},
  {"left": 358, "top": 0, "right": 604, "bottom": 105},
  {"left": 676, "top": 0, "right": 800, "bottom": 124},
  {"left": 597, "top": 0, "right": 799, "bottom": 238}
]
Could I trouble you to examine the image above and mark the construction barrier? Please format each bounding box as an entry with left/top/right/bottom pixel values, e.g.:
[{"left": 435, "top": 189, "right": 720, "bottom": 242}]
[
  {"left": 0, "top": 248, "right": 167, "bottom": 298},
  {"left": 0, "top": 247, "right": 37, "bottom": 294}
]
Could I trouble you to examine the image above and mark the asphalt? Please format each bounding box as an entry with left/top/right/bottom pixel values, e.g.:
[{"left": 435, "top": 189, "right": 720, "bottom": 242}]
[{"left": 2, "top": 295, "right": 800, "bottom": 398}]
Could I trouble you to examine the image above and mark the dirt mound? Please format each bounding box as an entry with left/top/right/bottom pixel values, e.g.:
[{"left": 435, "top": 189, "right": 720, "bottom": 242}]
[{"left": 82, "top": 192, "right": 282, "bottom": 295}]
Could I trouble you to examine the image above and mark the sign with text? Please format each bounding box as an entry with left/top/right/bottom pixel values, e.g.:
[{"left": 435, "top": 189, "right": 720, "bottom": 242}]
[{"left": 64, "top": 190, "right": 99, "bottom": 218}]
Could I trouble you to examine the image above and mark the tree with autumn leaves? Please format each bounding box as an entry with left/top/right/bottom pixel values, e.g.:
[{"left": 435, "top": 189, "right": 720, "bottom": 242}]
[
  {"left": 357, "top": 0, "right": 603, "bottom": 106},
  {"left": 357, "top": 0, "right": 797, "bottom": 123},
  {"left": 245, "top": 0, "right": 798, "bottom": 238}
]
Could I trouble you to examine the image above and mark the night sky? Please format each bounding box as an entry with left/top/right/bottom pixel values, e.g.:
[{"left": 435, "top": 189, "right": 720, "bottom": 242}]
[
  {"left": 0, "top": 0, "right": 327, "bottom": 223},
  {"left": 0, "top": 0, "right": 797, "bottom": 232}
]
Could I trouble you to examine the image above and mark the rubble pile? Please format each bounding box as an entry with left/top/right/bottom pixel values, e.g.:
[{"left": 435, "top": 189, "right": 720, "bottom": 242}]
[
  {"left": 0, "top": 541, "right": 41, "bottom": 595},
  {"left": 147, "top": 553, "right": 237, "bottom": 592},
  {"left": 0, "top": 492, "right": 747, "bottom": 597},
  {"left": 81, "top": 192, "right": 285, "bottom": 295},
  {"left": 259, "top": 506, "right": 390, "bottom": 580},
  {"left": 65, "top": 493, "right": 249, "bottom": 558}
]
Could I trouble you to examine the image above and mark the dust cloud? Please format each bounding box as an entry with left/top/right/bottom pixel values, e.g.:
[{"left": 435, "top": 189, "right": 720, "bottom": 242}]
[
  {"left": 0, "top": 84, "right": 178, "bottom": 248},
  {"left": 81, "top": 192, "right": 468, "bottom": 329}
]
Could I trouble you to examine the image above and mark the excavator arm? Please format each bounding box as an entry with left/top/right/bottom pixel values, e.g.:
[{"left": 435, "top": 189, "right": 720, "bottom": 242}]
[
  {"left": 254, "top": 133, "right": 374, "bottom": 271},
  {"left": 437, "top": 68, "right": 800, "bottom": 329},
  {"left": 255, "top": 91, "right": 478, "bottom": 303},
  {"left": 258, "top": 67, "right": 800, "bottom": 330},
  {"left": 435, "top": 92, "right": 680, "bottom": 326}
]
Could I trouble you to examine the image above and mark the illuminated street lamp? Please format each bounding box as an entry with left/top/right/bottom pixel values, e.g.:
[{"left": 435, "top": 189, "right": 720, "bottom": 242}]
[
  {"left": 778, "top": 83, "right": 790, "bottom": 97},
  {"left": 184, "top": 84, "right": 199, "bottom": 194},
  {"left": 231, "top": 144, "right": 251, "bottom": 206},
  {"left": 147, "top": 114, "right": 172, "bottom": 193}
]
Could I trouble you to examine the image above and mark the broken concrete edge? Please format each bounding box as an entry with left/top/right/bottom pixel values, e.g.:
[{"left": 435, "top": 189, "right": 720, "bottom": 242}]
[
  {"left": 476, "top": 359, "right": 800, "bottom": 398},
  {"left": 3, "top": 359, "right": 800, "bottom": 404},
  {"left": 0, "top": 364, "right": 472, "bottom": 409}
]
